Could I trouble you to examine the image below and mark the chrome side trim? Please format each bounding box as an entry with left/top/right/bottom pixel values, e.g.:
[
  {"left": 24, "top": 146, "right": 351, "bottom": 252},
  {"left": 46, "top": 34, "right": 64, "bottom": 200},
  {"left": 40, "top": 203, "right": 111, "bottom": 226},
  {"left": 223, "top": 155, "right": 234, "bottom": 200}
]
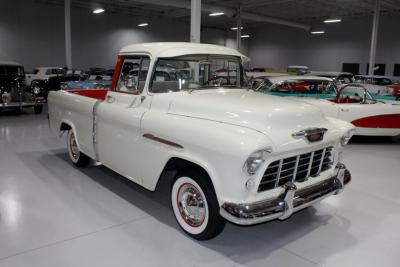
[{"left": 92, "top": 100, "right": 101, "bottom": 161}]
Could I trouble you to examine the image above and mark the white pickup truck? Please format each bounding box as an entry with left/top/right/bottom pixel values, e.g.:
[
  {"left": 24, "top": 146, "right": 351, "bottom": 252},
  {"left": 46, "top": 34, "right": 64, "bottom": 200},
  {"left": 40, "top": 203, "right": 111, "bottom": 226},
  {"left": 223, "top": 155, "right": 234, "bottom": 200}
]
[{"left": 48, "top": 42, "right": 354, "bottom": 240}]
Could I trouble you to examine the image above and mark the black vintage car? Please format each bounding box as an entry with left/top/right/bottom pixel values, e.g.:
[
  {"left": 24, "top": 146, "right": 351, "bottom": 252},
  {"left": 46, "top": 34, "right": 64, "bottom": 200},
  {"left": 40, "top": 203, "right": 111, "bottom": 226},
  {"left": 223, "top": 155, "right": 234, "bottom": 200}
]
[{"left": 0, "top": 61, "right": 44, "bottom": 114}]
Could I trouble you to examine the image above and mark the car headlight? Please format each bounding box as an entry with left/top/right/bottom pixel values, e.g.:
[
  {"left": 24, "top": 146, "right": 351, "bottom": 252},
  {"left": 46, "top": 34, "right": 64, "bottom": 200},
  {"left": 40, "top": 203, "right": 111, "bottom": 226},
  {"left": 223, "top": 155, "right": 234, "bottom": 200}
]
[
  {"left": 341, "top": 130, "right": 355, "bottom": 146},
  {"left": 33, "top": 86, "right": 41, "bottom": 95},
  {"left": 243, "top": 149, "right": 272, "bottom": 175}
]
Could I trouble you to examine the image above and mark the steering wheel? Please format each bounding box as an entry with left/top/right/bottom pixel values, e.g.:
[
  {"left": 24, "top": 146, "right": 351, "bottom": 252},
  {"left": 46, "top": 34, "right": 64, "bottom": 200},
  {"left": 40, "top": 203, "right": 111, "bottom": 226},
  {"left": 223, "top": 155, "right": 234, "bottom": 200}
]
[{"left": 205, "top": 76, "right": 228, "bottom": 86}]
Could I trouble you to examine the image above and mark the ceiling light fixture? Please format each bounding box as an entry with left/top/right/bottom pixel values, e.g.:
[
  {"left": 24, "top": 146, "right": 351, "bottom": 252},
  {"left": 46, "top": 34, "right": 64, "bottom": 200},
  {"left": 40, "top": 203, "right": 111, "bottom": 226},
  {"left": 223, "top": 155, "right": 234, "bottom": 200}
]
[
  {"left": 138, "top": 23, "right": 149, "bottom": 27},
  {"left": 241, "top": 34, "right": 250, "bottom": 38},
  {"left": 231, "top": 26, "right": 244, "bottom": 30},
  {"left": 93, "top": 8, "right": 105, "bottom": 14},
  {"left": 323, "top": 19, "right": 341, "bottom": 23},
  {"left": 310, "top": 31, "right": 325, "bottom": 34},
  {"left": 209, "top": 12, "right": 224, "bottom": 16}
]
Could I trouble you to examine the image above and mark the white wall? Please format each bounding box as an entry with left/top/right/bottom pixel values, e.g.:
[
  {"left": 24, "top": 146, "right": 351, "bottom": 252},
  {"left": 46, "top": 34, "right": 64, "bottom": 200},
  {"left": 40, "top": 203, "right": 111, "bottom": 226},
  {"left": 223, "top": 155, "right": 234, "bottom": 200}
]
[
  {"left": 0, "top": 0, "right": 247, "bottom": 71},
  {"left": 248, "top": 15, "right": 400, "bottom": 75}
]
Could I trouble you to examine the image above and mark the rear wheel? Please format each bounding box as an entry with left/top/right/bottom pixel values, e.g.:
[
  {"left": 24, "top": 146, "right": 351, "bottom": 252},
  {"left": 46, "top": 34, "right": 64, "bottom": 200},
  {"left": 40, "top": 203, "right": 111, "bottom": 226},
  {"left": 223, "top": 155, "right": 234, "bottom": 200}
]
[
  {"left": 67, "top": 130, "right": 90, "bottom": 167},
  {"left": 171, "top": 170, "right": 225, "bottom": 240}
]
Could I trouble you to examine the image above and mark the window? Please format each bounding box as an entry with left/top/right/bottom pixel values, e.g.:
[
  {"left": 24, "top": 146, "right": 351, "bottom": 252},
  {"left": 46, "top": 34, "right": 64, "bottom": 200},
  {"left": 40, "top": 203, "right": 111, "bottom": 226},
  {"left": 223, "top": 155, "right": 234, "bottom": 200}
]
[
  {"left": 342, "top": 63, "right": 359, "bottom": 75},
  {"left": 33, "top": 69, "right": 39, "bottom": 74},
  {"left": 149, "top": 55, "right": 246, "bottom": 93},
  {"left": 366, "top": 64, "right": 386, "bottom": 75},
  {"left": 393, "top": 64, "right": 400, "bottom": 76},
  {"left": 117, "top": 56, "right": 150, "bottom": 93},
  {"left": 258, "top": 79, "right": 336, "bottom": 95},
  {"left": 373, "top": 78, "right": 392, "bottom": 86}
]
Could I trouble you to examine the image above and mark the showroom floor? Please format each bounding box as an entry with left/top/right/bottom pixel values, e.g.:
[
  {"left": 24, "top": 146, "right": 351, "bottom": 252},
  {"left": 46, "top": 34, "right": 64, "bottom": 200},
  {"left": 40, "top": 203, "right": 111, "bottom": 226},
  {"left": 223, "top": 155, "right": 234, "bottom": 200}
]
[{"left": 0, "top": 108, "right": 399, "bottom": 267}]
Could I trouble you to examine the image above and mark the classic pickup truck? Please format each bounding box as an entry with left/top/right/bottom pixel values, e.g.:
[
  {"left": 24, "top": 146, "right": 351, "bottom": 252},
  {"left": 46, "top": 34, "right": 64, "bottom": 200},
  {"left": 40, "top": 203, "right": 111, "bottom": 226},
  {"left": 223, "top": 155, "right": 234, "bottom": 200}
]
[{"left": 48, "top": 42, "right": 354, "bottom": 240}]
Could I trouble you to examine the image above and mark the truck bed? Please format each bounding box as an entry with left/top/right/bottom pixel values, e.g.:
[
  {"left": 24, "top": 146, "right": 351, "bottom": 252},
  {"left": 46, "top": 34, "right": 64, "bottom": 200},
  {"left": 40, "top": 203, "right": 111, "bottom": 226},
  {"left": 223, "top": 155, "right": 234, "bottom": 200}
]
[{"left": 67, "top": 89, "right": 108, "bottom": 100}]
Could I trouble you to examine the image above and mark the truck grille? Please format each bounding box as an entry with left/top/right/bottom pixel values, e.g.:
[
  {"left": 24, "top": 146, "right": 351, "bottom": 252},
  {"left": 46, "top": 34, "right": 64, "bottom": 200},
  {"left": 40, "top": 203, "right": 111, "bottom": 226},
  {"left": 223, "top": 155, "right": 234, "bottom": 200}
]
[{"left": 258, "top": 146, "right": 334, "bottom": 192}]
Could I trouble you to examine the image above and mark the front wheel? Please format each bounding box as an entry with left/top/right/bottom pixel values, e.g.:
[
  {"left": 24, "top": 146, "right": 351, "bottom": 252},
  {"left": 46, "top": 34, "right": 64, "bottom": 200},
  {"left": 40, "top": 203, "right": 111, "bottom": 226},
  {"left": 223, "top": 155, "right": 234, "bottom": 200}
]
[
  {"left": 67, "top": 130, "right": 90, "bottom": 167},
  {"left": 171, "top": 170, "right": 225, "bottom": 240}
]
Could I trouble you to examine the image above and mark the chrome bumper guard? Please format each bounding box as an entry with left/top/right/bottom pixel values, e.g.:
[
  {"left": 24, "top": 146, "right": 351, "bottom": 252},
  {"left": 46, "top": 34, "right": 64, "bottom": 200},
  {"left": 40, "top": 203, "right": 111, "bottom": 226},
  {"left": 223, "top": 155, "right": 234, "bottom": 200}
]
[{"left": 220, "top": 163, "right": 350, "bottom": 225}]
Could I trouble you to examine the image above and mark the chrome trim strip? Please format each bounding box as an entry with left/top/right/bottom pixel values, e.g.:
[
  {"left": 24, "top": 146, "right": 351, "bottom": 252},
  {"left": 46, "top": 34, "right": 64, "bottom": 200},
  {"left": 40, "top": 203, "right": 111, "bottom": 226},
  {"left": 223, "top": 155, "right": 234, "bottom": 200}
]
[
  {"left": 292, "top": 155, "right": 300, "bottom": 182},
  {"left": 305, "top": 151, "right": 314, "bottom": 179},
  {"left": 92, "top": 100, "right": 101, "bottom": 161},
  {"left": 274, "top": 159, "right": 283, "bottom": 187},
  {"left": 143, "top": 133, "right": 184, "bottom": 149},
  {"left": 317, "top": 148, "right": 326, "bottom": 175}
]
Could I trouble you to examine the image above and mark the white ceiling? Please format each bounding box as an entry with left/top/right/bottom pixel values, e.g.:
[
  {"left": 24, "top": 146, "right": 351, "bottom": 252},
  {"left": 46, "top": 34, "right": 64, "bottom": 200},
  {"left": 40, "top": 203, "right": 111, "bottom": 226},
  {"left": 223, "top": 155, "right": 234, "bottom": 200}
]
[{"left": 36, "top": 0, "right": 400, "bottom": 29}]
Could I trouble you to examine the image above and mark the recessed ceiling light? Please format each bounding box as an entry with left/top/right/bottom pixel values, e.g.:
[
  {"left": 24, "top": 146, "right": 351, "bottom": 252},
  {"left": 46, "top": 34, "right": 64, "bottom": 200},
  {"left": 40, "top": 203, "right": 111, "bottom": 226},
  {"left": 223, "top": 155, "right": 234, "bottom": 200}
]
[
  {"left": 209, "top": 12, "right": 224, "bottom": 16},
  {"left": 324, "top": 19, "right": 341, "bottom": 23},
  {"left": 93, "top": 8, "right": 105, "bottom": 14},
  {"left": 241, "top": 34, "right": 250, "bottom": 38},
  {"left": 310, "top": 31, "right": 325, "bottom": 34},
  {"left": 138, "top": 23, "right": 149, "bottom": 27},
  {"left": 231, "top": 26, "right": 244, "bottom": 30}
]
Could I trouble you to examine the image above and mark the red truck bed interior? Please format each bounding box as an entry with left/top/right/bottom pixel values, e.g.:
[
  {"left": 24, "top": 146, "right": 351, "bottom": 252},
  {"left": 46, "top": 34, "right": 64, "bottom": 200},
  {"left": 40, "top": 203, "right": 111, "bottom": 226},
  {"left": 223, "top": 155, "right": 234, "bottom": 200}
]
[{"left": 68, "top": 89, "right": 108, "bottom": 100}]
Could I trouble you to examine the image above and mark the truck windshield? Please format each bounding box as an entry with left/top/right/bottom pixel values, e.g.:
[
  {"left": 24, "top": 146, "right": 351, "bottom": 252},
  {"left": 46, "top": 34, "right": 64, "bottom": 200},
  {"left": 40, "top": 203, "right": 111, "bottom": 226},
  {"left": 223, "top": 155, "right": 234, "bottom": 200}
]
[{"left": 149, "top": 55, "right": 247, "bottom": 93}]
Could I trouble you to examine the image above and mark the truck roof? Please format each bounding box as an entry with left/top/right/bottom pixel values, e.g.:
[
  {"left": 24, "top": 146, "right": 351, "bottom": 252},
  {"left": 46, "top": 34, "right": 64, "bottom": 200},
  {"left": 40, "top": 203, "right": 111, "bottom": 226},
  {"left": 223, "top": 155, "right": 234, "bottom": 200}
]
[
  {"left": 0, "top": 61, "right": 23, "bottom": 67},
  {"left": 119, "top": 42, "right": 248, "bottom": 60}
]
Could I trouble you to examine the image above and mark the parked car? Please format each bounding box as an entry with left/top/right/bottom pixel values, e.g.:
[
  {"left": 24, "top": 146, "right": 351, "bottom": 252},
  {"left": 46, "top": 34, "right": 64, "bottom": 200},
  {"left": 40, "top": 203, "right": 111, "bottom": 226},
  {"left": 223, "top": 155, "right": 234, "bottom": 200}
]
[
  {"left": 25, "top": 67, "right": 64, "bottom": 86},
  {"left": 277, "top": 83, "right": 400, "bottom": 137},
  {"left": 60, "top": 77, "right": 112, "bottom": 90},
  {"left": 355, "top": 75, "right": 400, "bottom": 99},
  {"left": 308, "top": 71, "right": 355, "bottom": 84},
  {"left": 0, "top": 61, "right": 44, "bottom": 113},
  {"left": 48, "top": 42, "right": 354, "bottom": 240},
  {"left": 256, "top": 75, "right": 399, "bottom": 101},
  {"left": 287, "top": 65, "right": 309, "bottom": 75},
  {"left": 34, "top": 69, "right": 84, "bottom": 98}
]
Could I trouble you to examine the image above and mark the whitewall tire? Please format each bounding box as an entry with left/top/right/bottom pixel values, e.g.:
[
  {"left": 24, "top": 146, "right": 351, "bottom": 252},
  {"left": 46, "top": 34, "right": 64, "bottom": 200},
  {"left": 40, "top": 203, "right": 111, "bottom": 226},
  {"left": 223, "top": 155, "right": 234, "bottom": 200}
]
[
  {"left": 171, "top": 170, "right": 225, "bottom": 240},
  {"left": 67, "top": 130, "right": 90, "bottom": 167}
]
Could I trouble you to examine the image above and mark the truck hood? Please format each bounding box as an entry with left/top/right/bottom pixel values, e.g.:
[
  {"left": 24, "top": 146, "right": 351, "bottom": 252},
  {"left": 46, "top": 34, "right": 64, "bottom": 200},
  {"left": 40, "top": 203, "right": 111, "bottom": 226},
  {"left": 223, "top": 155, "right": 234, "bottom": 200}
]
[{"left": 167, "top": 89, "right": 335, "bottom": 148}]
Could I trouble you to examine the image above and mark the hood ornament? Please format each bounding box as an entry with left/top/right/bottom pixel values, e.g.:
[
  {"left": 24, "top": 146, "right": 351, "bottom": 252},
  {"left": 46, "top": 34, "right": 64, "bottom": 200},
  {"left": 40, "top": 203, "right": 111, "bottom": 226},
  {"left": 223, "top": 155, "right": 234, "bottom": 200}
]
[{"left": 292, "top": 128, "right": 328, "bottom": 142}]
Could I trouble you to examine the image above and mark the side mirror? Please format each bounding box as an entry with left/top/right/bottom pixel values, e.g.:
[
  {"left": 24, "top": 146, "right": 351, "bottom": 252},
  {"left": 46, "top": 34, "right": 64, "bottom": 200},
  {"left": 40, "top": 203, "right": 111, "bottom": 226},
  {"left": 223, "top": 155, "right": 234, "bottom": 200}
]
[{"left": 123, "top": 75, "right": 138, "bottom": 91}]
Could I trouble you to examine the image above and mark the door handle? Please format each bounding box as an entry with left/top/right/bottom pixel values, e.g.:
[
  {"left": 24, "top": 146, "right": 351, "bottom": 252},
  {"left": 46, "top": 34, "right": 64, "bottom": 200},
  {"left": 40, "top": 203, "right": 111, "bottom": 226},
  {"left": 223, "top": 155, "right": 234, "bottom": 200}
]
[
  {"left": 341, "top": 108, "right": 349, "bottom": 112},
  {"left": 106, "top": 95, "right": 115, "bottom": 103}
]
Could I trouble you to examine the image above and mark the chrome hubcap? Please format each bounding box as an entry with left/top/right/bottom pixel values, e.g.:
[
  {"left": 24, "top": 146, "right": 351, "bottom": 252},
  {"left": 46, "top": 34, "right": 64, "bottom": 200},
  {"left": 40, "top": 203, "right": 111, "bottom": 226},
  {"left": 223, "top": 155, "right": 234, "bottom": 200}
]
[
  {"left": 177, "top": 183, "right": 206, "bottom": 227},
  {"left": 69, "top": 133, "right": 79, "bottom": 160}
]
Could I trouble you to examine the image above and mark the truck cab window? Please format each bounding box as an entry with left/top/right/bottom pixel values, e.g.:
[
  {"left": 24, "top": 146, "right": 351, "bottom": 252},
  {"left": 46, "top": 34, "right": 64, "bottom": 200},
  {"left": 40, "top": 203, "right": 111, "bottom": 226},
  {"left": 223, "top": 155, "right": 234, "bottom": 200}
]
[{"left": 117, "top": 56, "right": 150, "bottom": 93}]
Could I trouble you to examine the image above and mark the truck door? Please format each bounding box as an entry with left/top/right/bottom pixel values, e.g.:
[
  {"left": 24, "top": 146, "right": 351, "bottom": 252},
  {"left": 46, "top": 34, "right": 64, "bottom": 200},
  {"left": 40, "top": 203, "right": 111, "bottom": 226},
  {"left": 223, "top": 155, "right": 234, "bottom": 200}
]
[{"left": 96, "top": 55, "right": 151, "bottom": 184}]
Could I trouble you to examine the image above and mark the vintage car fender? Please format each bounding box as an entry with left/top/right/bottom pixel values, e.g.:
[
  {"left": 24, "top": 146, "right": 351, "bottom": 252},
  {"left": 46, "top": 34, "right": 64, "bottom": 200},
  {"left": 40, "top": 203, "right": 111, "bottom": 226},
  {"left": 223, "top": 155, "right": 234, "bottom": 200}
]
[{"left": 139, "top": 111, "right": 273, "bottom": 204}]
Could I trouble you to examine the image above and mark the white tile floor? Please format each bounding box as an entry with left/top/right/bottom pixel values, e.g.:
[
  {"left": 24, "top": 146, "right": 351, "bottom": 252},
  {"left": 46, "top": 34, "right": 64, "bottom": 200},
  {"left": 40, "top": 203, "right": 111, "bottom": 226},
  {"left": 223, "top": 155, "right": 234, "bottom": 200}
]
[{"left": 0, "top": 108, "right": 399, "bottom": 267}]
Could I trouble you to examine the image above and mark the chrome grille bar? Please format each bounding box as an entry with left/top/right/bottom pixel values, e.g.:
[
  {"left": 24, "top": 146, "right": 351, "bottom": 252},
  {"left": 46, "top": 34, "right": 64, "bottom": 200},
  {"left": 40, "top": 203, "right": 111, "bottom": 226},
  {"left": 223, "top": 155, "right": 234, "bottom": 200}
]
[
  {"left": 292, "top": 155, "right": 300, "bottom": 182},
  {"left": 274, "top": 160, "right": 283, "bottom": 188},
  {"left": 305, "top": 151, "right": 314, "bottom": 179},
  {"left": 317, "top": 148, "right": 326, "bottom": 175}
]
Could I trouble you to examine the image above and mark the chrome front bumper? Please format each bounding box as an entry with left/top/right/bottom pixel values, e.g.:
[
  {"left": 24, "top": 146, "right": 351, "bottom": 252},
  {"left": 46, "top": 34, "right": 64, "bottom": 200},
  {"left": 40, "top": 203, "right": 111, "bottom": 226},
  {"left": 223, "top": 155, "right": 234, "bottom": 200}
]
[
  {"left": 0, "top": 100, "right": 44, "bottom": 109},
  {"left": 220, "top": 163, "right": 351, "bottom": 225}
]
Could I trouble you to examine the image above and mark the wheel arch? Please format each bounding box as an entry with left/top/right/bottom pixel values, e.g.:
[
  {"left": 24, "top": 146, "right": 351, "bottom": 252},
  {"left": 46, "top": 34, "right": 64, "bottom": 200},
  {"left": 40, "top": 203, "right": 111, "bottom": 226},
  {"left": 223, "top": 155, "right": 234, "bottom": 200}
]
[
  {"left": 58, "top": 120, "right": 82, "bottom": 151},
  {"left": 155, "top": 156, "right": 218, "bottom": 197}
]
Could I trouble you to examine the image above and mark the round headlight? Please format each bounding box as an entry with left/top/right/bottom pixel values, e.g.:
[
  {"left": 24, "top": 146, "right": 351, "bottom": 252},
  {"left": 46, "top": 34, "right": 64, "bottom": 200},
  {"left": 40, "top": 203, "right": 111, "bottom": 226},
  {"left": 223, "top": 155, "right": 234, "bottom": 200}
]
[
  {"left": 341, "top": 130, "right": 354, "bottom": 146},
  {"left": 33, "top": 86, "right": 41, "bottom": 95},
  {"left": 243, "top": 149, "right": 272, "bottom": 175}
]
